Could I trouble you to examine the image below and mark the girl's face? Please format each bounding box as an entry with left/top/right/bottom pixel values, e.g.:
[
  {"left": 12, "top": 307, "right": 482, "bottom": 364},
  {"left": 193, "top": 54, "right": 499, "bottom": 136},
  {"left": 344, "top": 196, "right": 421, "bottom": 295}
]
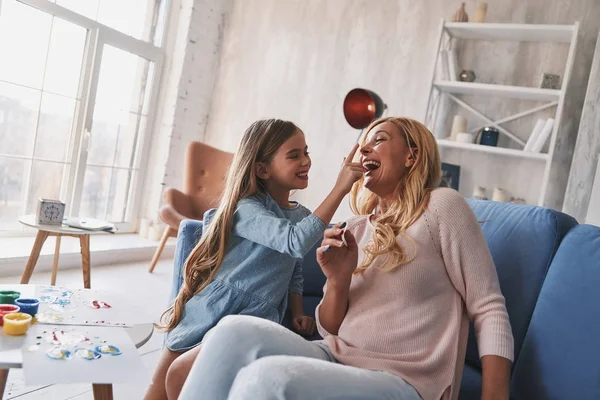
[
  {"left": 359, "top": 122, "right": 415, "bottom": 198},
  {"left": 257, "top": 130, "right": 311, "bottom": 192}
]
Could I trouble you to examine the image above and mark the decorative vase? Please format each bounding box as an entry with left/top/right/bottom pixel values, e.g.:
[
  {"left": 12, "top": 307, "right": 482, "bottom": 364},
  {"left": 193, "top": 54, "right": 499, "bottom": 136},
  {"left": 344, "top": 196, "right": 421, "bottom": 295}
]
[
  {"left": 452, "top": 3, "right": 469, "bottom": 22},
  {"left": 459, "top": 70, "right": 476, "bottom": 82},
  {"left": 492, "top": 187, "right": 507, "bottom": 202},
  {"left": 473, "top": 186, "right": 487, "bottom": 200},
  {"left": 473, "top": 1, "right": 488, "bottom": 23}
]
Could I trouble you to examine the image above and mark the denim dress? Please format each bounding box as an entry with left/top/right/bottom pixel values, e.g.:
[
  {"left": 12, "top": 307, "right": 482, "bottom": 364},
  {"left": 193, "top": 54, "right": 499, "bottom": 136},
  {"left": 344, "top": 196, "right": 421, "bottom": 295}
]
[{"left": 165, "top": 193, "right": 326, "bottom": 351}]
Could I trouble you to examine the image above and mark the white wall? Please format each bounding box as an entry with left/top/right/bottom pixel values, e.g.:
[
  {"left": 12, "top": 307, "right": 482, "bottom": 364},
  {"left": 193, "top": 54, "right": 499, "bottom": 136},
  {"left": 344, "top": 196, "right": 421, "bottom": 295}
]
[
  {"left": 141, "top": 0, "right": 233, "bottom": 222},
  {"left": 586, "top": 158, "right": 600, "bottom": 226},
  {"left": 564, "top": 32, "right": 600, "bottom": 222},
  {"left": 199, "top": 0, "right": 600, "bottom": 220}
]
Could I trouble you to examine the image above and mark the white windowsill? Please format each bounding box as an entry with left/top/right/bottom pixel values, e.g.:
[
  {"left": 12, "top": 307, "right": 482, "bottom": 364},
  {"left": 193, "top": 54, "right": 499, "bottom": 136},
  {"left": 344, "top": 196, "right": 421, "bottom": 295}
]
[{"left": 0, "top": 233, "right": 177, "bottom": 278}]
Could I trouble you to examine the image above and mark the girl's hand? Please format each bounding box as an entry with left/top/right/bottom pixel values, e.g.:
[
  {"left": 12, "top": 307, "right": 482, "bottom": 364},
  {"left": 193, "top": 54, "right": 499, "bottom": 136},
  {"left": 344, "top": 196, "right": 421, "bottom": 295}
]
[
  {"left": 316, "top": 223, "right": 358, "bottom": 287},
  {"left": 334, "top": 144, "right": 364, "bottom": 194},
  {"left": 292, "top": 315, "right": 316, "bottom": 336}
]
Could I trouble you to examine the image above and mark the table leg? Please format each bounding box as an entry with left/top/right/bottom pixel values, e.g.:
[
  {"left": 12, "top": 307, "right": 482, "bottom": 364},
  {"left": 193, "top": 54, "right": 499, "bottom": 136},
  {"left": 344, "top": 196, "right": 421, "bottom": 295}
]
[
  {"left": 20, "top": 230, "right": 50, "bottom": 284},
  {"left": 51, "top": 234, "right": 62, "bottom": 286},
  {"left": 80, "top": 234, "right": 91, "bottom": 289},
  {"left": 0, "top": 369, "right": 9, "bottom": 398},
  {"left": 92, "top": 383, "right": 114, "bottom": 400}
]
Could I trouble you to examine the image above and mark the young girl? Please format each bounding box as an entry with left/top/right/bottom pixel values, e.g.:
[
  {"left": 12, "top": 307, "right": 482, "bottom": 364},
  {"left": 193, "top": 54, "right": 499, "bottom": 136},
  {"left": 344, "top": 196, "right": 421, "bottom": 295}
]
[{"left": 144, "top": 119, "right": 362, "bottom": 400}]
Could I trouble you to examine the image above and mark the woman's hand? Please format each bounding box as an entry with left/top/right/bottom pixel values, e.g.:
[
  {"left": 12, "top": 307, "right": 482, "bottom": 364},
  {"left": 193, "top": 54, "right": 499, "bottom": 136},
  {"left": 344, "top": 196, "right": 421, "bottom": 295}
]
[
  {"left": 333, "top": 144, "right": 364, "bottom": 195},
  {"left": 316, "top": 223, "right": 358, "bottom": 287}
]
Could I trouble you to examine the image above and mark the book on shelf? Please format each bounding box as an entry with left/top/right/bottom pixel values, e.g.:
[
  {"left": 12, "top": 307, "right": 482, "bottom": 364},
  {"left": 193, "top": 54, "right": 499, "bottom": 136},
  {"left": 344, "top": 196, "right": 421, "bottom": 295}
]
[
  {"left": 524, "top": 119, "right": 546, "bottom": 152},
  {"left": 437, "top": 50, "right": 450, "bottom": 80},
  {"left": 524, "top": 118, "right": 554, "bottom": 153},
  {"left": 530, "top": 118, "right": 554, "bottom": 153},
  {"left": 447, "top": 48, "right": 459, "bottom": 81}
]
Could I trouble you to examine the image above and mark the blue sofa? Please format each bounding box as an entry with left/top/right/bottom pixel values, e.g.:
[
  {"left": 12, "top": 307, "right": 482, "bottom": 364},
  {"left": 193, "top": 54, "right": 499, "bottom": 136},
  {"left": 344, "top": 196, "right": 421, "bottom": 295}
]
[{"left": 287, "top": 199, "right": 600, "bottom": 399}]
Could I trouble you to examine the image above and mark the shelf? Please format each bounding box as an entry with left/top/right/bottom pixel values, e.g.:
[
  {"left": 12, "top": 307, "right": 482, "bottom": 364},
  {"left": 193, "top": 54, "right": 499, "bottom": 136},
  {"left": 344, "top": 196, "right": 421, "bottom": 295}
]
[
  {"left": 437, "top": 139, "right": 549, "bottom": 161},
  {"left": 444, "top": 22, "right": 574, "bottom": 43},
  {"left": 434, "top": 81, "right": 561, "bottom": 102}
]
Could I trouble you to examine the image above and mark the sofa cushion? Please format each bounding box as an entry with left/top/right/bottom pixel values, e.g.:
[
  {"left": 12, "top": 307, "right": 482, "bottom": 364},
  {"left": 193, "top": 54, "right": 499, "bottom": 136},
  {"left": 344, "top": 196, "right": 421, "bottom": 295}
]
[
  {"left": 464, "top": 200, "right": 576, "bottom": 370},
  {"left": 510, "top": 224, "right": 600, "bottom": 399},
  {"left": 301, "top": 236, "right": 327, "bottom": 297},
  {"left": 459, "top": 362, "right": 483, "bottom": 400}
]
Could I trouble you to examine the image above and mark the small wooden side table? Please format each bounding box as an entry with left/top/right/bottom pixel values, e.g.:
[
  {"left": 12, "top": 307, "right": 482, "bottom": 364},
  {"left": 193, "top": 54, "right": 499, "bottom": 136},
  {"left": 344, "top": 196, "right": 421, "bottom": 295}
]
[{"left": 18, "top": 215, "right": 109, "bottom": 289}]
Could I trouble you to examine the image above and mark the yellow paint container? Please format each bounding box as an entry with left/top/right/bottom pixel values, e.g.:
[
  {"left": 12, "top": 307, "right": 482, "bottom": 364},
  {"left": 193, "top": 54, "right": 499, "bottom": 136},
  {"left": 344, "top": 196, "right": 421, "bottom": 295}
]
[{"left": 3, "top": 312, "right": 32, "bottom": 336}]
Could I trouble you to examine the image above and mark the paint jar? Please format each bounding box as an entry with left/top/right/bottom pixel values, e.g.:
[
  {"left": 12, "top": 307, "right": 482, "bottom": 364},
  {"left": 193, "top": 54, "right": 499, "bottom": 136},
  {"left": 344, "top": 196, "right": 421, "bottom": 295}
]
[
  {"left": 0, "top": 305, "right": 20, "bottom": 326},
  {"left": 0, "top": 291, "right": 20, "bottom": 305},
  {"left": 15, "top": 298, "right": 39, "bottom": 317},
  {"left": 3, "top": 312, "right": 32, "bottom": 336}
]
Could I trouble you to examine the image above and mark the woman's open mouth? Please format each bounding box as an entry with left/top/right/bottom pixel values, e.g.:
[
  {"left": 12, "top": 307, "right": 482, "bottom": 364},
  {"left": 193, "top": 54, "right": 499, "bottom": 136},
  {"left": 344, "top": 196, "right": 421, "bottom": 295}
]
[{"left": 363, "top": 160, "right": 380, "bottom": 175}]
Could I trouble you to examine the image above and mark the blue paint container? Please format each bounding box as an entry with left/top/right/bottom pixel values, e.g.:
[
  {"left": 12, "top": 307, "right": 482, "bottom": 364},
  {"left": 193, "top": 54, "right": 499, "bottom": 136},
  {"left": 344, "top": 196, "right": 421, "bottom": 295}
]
[{"left": 15, "top": 298, "right": 40, "bottom": 317}]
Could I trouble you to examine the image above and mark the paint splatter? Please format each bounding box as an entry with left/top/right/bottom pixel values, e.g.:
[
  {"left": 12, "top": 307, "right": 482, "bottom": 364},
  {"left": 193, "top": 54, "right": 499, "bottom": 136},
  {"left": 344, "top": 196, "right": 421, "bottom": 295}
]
[
  {"left": 46, "top": 347, "right": 72, "bottom": 360},
  {"left": 75, "top": 348, "right": 101, "bottom": 360},
  {"left": 95, "top": 345, "right": 121, "bottom": 356}
]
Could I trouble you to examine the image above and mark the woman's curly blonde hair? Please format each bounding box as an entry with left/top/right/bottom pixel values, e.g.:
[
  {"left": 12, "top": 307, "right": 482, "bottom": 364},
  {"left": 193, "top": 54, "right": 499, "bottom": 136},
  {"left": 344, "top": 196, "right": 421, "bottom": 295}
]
[{"left": 350, "top": 117, "right": 441, "bottom": 274}]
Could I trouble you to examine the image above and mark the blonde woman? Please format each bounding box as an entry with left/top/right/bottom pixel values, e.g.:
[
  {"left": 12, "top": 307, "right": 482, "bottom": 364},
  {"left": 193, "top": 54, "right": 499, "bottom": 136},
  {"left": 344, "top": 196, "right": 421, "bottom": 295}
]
[{"left": 177, "top": 117, "right": 514, "bottom": 400}]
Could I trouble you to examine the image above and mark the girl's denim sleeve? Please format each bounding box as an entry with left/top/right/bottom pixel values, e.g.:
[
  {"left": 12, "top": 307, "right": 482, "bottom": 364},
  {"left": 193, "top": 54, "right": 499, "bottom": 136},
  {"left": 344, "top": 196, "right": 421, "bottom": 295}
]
[
  {"left": 288, "top": 260, "right": 304, "bottom": 295},
  {"left": 169, "top": 219, "right": 204, "bottom": 305},
  {"left": 232, "top": 199, "right": 325, "bottom": 258}
]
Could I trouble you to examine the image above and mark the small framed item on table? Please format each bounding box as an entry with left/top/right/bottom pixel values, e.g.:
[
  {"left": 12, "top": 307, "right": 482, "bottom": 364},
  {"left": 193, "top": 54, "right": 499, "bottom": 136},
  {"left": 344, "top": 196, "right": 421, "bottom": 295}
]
[{"left": 36, "top": 199, "right": 65, "bottom": 226}]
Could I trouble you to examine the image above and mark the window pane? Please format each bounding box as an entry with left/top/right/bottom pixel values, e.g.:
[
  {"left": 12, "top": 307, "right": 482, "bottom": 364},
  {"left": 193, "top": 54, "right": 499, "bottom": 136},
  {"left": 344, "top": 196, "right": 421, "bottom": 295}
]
[
  {"left": 0, "top": 157, "right": 28, "bottom": 231},
  {"left": 114, "top": 114, "right": 146, "bottom": 168},
  {"left": 43, "top": 17, "right": 87, "bottom": 98},
  {"left": 55, "top": 0, "right": 99, "bottom": 20},
  {"left": 0, "top": 1, "right": 52, "bottom": 89},
  {"left": 35, "top": 93, "right": 78, "bottom": 162},
  {"left": 25, "top": 160, "right": 69, "bottom": 215},
  {"left": 95, "top": 46, "right": 153, "bottom": 115},
  {"left": 87, "top": 45, "right": 153, "bottom": 167},
  {"left": 0, "top": 82, "right": 40, "bottom": 157},
  {"left": 107, "top": 169, "right": 136, "bottom": 222},
  {"left": 87, "top": 106, "right": 119, "bottom": 167},
  {"left": 80, "top": 166, "right": 110, "bottom": 220},
  {"left": 97, "top": 0, "right": 155, "bottom": 41}
]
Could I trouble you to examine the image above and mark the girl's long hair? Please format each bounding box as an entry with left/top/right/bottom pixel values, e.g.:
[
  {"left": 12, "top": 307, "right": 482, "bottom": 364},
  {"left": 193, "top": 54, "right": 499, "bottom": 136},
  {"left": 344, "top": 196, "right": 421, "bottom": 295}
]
[
  {"left": 159, "top": 119, "right": 299, "bottom": 331},
  {"left": 350, "top": 117, "right": 441, "bottom": 274}
]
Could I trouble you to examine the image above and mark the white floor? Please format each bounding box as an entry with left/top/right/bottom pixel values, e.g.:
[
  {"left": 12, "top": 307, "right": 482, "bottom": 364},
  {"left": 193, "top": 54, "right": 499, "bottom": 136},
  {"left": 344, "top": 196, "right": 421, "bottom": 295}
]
[{"left": 0, "top": 257, "right": 175, "bottom": 400}]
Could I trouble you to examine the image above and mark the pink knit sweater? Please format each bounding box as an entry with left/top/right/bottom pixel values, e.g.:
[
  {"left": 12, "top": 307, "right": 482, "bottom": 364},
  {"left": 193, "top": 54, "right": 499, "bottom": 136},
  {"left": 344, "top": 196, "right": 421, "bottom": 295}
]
[{"left": 316, "top": 188, "right": 514, "bottom": 400}]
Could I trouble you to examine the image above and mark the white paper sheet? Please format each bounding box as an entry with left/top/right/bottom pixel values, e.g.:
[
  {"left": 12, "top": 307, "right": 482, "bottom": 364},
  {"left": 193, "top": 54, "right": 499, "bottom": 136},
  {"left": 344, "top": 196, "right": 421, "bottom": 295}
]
[
  {"left": 22, "top": 324, "right": 148, "bottom": 385},
  {"left": 33, "top": 285, "right": 153, "bottom": 327}
]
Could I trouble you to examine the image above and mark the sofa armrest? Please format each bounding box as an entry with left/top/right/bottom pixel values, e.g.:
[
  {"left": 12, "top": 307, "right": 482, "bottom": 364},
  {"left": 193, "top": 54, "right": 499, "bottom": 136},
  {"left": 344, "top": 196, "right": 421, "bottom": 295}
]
[{"left": 511, "top": 224, "right": 600, "bottom": 399}]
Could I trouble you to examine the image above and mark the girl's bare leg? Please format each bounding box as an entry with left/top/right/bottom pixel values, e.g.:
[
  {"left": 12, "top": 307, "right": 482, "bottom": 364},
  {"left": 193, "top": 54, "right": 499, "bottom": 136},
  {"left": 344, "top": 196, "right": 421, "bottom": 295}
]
[
  {"left": 166, "top": 345, "right": 202, "bottom": 400},
  {"left": 144, "top": 348, "right": 183, "bottom": 400}
]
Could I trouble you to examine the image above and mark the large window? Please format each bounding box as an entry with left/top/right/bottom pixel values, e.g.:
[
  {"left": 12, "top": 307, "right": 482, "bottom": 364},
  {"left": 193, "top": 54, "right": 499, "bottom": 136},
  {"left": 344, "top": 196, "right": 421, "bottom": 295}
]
[{"left": 0, "top": 0, "right": 166, "bottom": 234}]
